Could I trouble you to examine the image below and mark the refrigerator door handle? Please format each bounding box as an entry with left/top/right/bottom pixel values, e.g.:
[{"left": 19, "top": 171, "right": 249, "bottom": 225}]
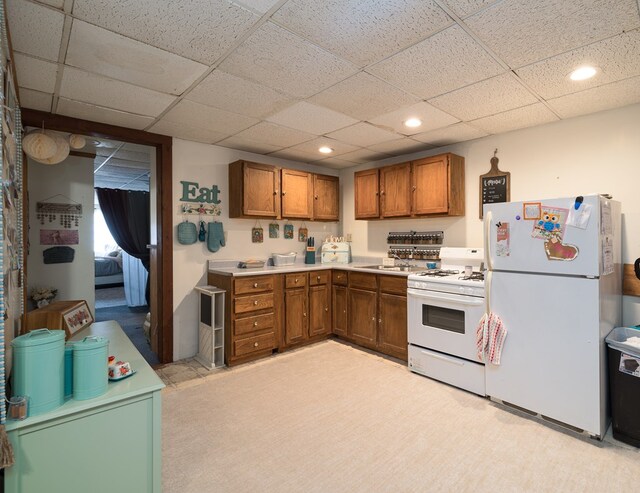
[
  {"left": 484, "top": 210, "right": 493, "bottom": 272},
  {"left": 485, "top": 269, "right": 492, "bottom": 314}
]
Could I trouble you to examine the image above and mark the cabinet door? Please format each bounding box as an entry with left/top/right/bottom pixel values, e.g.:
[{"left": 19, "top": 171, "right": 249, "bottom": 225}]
[
  {"left": 354, "top": 169, "right": 380, "bottom": 219},
  {"left": 281, "top": 169, "right": 313, "bottom": 219},
  {"left": 411, "top": 155, "right": 449, "bottom": 214},
  {"left": 378, "top": 293, "right": 408, "bottom": 360},
  {"left": 332, "top": 285, "right": 348, "bottom": 337},
  {"left": 313, "top": 174, "right": 339, "bottom": 221},
  {"left": 284, "top": 288, "right": 307, "bottom": 345},
  {"left": 309, "top": 284, "right": 331, "bottom": 337},
  {"left": 243, "top": 162, "right": 280, "bottom": 217},
  {"left": 380, "top": 163, "right": 411, "bottom": 217},
  {"left": 348, "top": 288, "right": 377, "bottom": 348}
]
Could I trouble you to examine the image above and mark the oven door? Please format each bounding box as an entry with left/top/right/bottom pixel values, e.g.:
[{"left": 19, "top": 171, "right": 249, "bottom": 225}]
[{"left": 407, "top": 288, "right": 485, "bottom": 363}]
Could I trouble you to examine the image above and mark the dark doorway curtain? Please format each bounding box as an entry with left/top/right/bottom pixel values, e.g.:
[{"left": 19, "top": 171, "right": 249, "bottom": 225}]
[{"left": 95, "top": 188, "right": 150, "bottom": 303}]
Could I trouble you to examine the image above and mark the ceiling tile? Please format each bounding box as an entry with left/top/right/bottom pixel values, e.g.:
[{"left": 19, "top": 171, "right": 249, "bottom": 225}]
[
  {"left": 367, "top": 138, "right": 430, "bottom": 155},
  {"left": 315, "top": 157, "right": 357, "bottom": 169},
  {"left": 110, "top": 149, "right": 151, "bottom": 164},
  {"left": 60, "top": 67, "right": 176, "bottom": 116},
  {"left": 6, "top": 0, "right": 64, "bottom": 61},
  {"left": 272, "top": 0, "right": 452, "bottom": 67},
  {"left": 231, "top": 0, "right": 281, "bottom": 14},
  {"left": 72, "top": 0, "right": 259, "bottom": 65},
  {"left": 234, "top": 122, "right": 317, "bottom": 147},
  {"left": 216, "top": 136, "right": 283, "bottom": 154},
  {"left": 441, "top": 0, "right": 500, "bottom": 18},
  {"left": 13, "top": 52, "right": 58, "bottom": 93},
  {"left": 338, "top": 148, "right": 392, "bottom": 164},
  {"left": 310, "top": 72, "right": 419, "bottom": 121},
  {"left": 325, "top": 122, "right": 400, "bottom": 148},
  {"left": 268, "top": 148, "right": 321, "bottom": 163},
  {"left": 34, "top": 0, "right": 65, "bottom": 8},
  {"left": 515, "top": 29, "right": 640, "bottom": 100},
  {"left": 266, "top": 102, "right": 358, "bottom": 135},
  {"left": 219, "top": 22, "right": 358, "bottom": 98},
  {"left": 150, "top": 119, "right": 229, "bottom": 144},
  {"left": 186, "top": 70, "right": 294, "bottom": 119},
  {"left": 66, "top": 20, "right": 208, "bottom": 95},
  {"left": 19, "top": 88, "right": 52, "bottom": 112},
  {"left": 98, "top": 157, "right": 149, "bottom": 170},
  {"left": 412, "top": 123, "right": 488, "bottom": 145},
  {"left": 286, "top": 137, "right": 359, "bottom": 157},
  {"left": 464, "top": 0, "right": 640, "bottom": 68},
  {"left": 546, "top": 76, "right": 640, "bottom": 119},
  {"left": 163, "top": 100, "right": 258, "bottom": 135},
  {"left": 428, "top": 73, "right": 538, "bottom": 121},
  {"left": 468, "top": 103, "right": 559, "bottom": 134},
  {"left": 56, "top": 98, "right": 155, "bottom": 129},
  {"left": 369, "top": 24, "right": 505, "bottom": 99},
  {"left": 369, "top": 102, "right": 460, "bottom": 136}
]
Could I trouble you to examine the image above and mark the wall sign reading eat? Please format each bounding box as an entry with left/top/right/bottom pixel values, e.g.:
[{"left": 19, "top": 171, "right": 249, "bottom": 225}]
[{"left": 180, "top": 181, "right": 221, "bottom": 203}]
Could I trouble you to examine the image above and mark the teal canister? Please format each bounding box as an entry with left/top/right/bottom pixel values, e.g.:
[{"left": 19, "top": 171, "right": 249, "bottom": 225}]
[
  {"left": 11, "top": 329, "right": 65, "bottom": 416},
  {"left": 64, "top": 343, "right": 74, "bottom": 399},
  {"left": 73, "top": 336, "right": 109, "bottom": 400}
]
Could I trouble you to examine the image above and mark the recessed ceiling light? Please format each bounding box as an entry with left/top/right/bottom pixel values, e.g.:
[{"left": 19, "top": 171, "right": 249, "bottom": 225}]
[
  {"left": 404, "top": 118, "right": 422, "bottom": 128},
  {"left": 318, "top": 146, "right": 333, "bottom": 154},
  {"left": 569, "top": 66, "right": 597, "bottom": 81}
]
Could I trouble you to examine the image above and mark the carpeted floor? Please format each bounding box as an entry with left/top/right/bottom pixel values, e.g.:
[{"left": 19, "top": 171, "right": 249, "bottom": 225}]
[
  {"left": 95, "top": 285, "right": 127, "bottom": 309},
  {"left": 162, "top": 340, "right": 640, "bottom": 493},
  {"left": 95, "top": 304, "right": 159, "bottom": 365}
]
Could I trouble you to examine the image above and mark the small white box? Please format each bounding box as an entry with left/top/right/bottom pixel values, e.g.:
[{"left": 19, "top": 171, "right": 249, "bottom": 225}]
[{"left": 272, "top": 252, "right": 296, "bottom": 266}]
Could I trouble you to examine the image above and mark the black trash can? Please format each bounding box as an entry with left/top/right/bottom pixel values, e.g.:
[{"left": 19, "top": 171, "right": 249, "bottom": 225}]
[{"left": 606, "top": 327, "right": 640, "bottom": 447}]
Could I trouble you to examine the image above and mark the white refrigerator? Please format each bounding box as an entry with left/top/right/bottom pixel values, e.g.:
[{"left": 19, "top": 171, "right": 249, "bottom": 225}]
[{"left": 483, "top": 194, "right": 621, "bottom": 438}]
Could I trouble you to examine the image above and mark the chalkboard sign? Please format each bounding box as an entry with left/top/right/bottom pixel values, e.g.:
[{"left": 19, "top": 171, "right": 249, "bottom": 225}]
[{"left": 479, "top": 151, "right": 510, "bottom": 219}]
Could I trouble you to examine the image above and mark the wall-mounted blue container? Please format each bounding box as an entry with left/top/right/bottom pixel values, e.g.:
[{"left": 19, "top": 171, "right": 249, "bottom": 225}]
[
  {"left": 11, "top": 329, "right": 65, "bottom": 416},
  {"left": 73, "top": 336, "right": 109, "bottom": 401}
]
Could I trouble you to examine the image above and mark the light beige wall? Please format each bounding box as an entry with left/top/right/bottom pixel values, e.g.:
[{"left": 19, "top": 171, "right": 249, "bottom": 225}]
[
  {"left": 27, "top": 155, "right": 95, "bottom": 313},
  {"left": 339, "top": 103, "right": 640, "bottom": 324},
  {"left": 171, "top": 140, "right": 340, "bottom": 359}
]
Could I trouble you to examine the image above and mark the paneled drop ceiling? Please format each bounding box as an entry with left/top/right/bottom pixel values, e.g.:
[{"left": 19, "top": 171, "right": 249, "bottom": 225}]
[{"left": 9, "top": 0, "right": 640, "bottom": 169}]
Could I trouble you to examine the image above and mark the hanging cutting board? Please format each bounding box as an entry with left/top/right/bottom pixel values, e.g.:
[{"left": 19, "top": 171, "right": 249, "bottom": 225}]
[{"left": 479, "top": 150, "right": 510, "bottom": 219}]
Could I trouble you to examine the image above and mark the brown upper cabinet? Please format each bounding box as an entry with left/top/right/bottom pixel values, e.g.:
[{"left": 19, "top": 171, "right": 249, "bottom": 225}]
[
  {"left": 354, "top": 152, "right": 464, "bottom": 220},
  {"left": 354, "top": 168, "right": 380, "bottom": 219},
  {"left": 380, "top": 162, "right": 411, "bottom": 218},
  {"left": 313, "top": 174, "right": 339, "bottom": 221},
  {"left": 229, "top": 160, "right": 280, "bottom": 218},
  {"left": 229, "top": 160, "right": 339, "bottom": 221}
]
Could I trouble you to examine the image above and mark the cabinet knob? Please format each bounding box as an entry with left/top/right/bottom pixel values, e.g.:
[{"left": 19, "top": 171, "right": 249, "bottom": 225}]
[
  {"left": 274, "top": 190, "right": 278, "bottom": 195},
  {"left": 343, "top": 309, "right": 346, "bottom": 313},
  {"left": 282, "top": 191, "right": 286, "bottom": 196},
  {"left": 253, "top": 282, "right": 258, "bottom": 288},
  {"left": 254, "top": 342, "right": 259, "bottom": 347},
  {"left": 317, "top": 276, "right": 321, "bottom": 280},
  {"left": 303, "top": 312, "right": 307, "bottom": 317},
  {"left": 378, "top": 318, "right": 382, "bottom": 323},
  {"left": 380, "top": 190, "right": 385, "bottom": 195},
  {"left": 295, "top": 278, "right": 299, "bottom": 283},
  {"left": 412, "top": 186, "right": 416, "bottom": 191},
  {"left": 375, "top": 191, "right": 379, "bottom": 196},
  {"left": 325, "top": 307, "right": 329, "bottom": 312},
  {"left": 314, "top": 195, "right": 318, "bottom": 200},
  {"left": 254, "top": 300, "right": 258, "bottom": 305},
  {"left": 371, "top": 317, "right": 376, "bottom": 321},
  {"left": 253, "top": 321, "right": 258, "bottom": 327}
]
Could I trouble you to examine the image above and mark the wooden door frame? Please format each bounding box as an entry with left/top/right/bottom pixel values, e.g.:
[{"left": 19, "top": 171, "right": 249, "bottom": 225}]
[{"left": 21, "top": 109, "right": 174, "bottom": 363}]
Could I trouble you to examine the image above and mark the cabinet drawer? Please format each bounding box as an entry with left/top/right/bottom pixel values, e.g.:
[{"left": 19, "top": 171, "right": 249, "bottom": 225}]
[
  {"left": 309, "top": 270, "right": 331, "bottom": 286},
  {"left": 234, "top": 293, "right": 274, "bottom": 314},
  {"left": 333, "top": 270, "right": 348, "bottom": 286},
  {"left": 234, "top": 332, "right": 275, "bottom": 357},
  {"left": 235, "top": 275, "right": 274, "bottom": 295},
  {"left": 349, "top": 272, "right": 377, "bottom": 290},
  {"left": 379, "top": 275, "right": 407, "bottom": 295},
  {"left": 235, "top": 313, "right": 275, "bottom": 336},
  {"left": 285, "top": 273, "right": 307, "bottom": 289}
]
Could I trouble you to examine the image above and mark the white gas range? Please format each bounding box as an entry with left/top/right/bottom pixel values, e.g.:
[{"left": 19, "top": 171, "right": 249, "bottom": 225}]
[{"left": 407, "top": 247, "right": 486, "bottom": 396}]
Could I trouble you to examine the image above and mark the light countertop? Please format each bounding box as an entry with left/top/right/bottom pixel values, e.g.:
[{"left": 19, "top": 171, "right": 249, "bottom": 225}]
[{"left": 207, "top": 260, "right": 428, "bottom": 277}]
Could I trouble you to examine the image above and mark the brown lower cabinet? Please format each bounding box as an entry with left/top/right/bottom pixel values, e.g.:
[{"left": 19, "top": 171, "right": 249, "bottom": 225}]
[{"left": 208, "top": 269, "right": 406, "bottom": 366}]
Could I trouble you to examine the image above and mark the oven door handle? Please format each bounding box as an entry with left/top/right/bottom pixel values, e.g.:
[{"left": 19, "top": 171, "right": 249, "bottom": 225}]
[{"left": 407, "top": 288, "right": 485, "bottom": 306}]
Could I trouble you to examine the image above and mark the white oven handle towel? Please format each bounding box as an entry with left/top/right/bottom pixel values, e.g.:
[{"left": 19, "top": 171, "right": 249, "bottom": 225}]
[{"left": 476, "top": 312, "right": 508, "bottom": 365}]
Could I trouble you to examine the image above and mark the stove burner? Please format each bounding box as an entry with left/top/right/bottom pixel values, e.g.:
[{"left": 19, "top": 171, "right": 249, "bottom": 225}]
[
  {"left": 417, "top": 269, "right": 459, "bottom": 277},
  {"left": 458, "top": 272, "right": 484, "bottom": 282}
]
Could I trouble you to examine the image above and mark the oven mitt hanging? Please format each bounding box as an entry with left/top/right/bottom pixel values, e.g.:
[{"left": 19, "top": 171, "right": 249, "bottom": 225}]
[
  {"left": 177, "top": 220, "right": 197, "bottom": 245},
  {"left": 207, "top": 222, "right": 225, "bottom": 252}
]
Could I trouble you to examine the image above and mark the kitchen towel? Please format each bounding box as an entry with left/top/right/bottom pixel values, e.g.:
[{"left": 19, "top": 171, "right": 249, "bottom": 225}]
[
  {"left": 476, "top": 312, "right": 508, "bottom": 365},
  {"left": 207, "top": 222, "right": 225, "bottom": 253}
]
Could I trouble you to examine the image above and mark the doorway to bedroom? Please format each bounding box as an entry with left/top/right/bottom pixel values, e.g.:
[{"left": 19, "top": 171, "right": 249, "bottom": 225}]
[{"left": 93, "top": 140, "right": 159, "bottom": 365}]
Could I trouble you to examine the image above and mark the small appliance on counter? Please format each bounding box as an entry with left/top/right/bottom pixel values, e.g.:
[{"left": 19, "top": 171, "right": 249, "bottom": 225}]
[{"left": 321, "top": 237, "right": 351, "bottom": 264}]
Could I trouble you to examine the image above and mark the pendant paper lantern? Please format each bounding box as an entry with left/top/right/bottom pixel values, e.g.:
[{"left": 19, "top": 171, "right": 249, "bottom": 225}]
[
  {"left": 31, "top": 132, "right": 70, "bottom": 165},
  {"left": 23, "top": 130, "right": 57, "bottom": 161},
  {"left": 69, "top": 134, "right": 86, "bottom": 150}
]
